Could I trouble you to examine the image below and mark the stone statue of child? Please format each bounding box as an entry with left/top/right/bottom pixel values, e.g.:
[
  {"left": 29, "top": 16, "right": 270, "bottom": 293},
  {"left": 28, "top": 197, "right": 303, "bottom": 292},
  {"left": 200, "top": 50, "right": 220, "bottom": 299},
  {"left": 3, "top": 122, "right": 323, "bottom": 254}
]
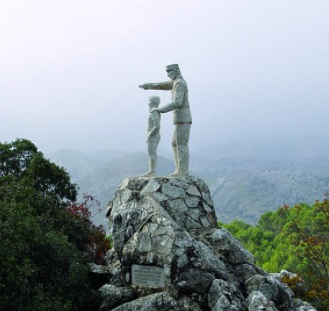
[
  {"left": 142, "top": 96, "right": 161, "bottom": 177},
  {"left": 139, "top": 64, "right": 192, "bottom": 177}
]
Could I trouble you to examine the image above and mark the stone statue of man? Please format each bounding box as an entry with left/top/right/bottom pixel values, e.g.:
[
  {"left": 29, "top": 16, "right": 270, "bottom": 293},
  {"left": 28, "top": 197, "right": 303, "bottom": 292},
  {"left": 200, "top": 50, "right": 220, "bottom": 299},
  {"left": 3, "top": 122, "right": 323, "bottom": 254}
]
[
  {"left": 142, "top": 96, "right": 161, "bottom": 177},
  {"left": 139, "top": 64, "right": 192, "bottom": 177}
]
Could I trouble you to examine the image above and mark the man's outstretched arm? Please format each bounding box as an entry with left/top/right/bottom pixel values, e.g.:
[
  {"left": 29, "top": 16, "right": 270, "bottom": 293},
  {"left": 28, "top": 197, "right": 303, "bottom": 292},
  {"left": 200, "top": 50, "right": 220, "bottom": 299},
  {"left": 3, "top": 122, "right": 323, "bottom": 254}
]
[{"left": 139, "top": 81, "right": 173, "bottom": 90}]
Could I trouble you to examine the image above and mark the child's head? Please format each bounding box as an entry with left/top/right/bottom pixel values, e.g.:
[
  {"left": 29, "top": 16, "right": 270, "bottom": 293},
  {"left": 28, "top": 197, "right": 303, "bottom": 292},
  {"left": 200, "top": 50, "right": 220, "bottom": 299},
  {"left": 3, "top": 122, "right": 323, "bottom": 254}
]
[{"left": 148, "top": 96, "right": 160, "bottom": 107}]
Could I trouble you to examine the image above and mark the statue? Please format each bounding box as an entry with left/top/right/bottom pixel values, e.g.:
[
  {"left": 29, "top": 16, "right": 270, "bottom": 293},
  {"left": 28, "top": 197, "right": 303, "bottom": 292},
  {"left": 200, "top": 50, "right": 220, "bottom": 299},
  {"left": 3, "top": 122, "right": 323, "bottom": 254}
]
[
  {"left": 142, "top": 96, "right": 161, "bottom": 177},
  {"left": 139, "top": 64, "right": 192, "bottom": 177}
]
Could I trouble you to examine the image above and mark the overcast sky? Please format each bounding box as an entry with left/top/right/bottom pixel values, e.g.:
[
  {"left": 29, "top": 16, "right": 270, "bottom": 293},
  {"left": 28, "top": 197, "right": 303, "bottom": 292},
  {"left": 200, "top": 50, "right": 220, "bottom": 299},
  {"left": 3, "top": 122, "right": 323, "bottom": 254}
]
[{"left": 1, "top": 0, "right": 328, "bottom": 154}]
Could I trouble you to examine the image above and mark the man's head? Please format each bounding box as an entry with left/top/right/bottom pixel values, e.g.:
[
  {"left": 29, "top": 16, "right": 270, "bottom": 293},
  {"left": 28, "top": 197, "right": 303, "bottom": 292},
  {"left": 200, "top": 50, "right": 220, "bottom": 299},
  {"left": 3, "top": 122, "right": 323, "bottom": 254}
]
[
  {"left": 148, "top": 96, "right": 160, "bottom": 107},
  {"left": 166, "top": 63, "right": 181, "bottom": 80}
]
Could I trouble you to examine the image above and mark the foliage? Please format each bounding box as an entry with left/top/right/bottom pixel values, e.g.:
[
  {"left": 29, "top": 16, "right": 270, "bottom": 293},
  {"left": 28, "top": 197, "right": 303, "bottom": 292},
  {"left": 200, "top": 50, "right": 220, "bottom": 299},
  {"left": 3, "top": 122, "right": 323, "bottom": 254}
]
[
  {"left": 223, "top": 197, "right": 329, "bottom": 310},
  {"left": 0, "top": 138, "right": 77, "bottom": 202},
  {"left": 67, "top": 194, "right": 111, "bottom": 265},
  {"left": 0, "top": 139, "right": 110, "bottom": 311},
  {"left": 0, "top": 181, "right": 89, "bottom": 311},
  {"left": 281, "top": 199, "right": 329, "bottom": 310}
]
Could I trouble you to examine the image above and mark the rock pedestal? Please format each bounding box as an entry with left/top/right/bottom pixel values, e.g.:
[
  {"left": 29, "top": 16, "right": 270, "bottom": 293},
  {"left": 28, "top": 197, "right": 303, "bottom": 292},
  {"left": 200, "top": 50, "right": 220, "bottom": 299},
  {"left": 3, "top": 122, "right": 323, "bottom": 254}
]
[{"left": 101, "top": 176, "right": 316, "bottom": 311}]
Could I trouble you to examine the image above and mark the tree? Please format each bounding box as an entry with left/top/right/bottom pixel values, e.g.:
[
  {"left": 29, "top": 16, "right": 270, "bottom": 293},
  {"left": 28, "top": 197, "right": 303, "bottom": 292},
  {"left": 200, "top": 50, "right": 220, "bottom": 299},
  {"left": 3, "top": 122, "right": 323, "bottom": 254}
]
[
  {"left": 0, "top": 138, "right": 77, "bottom": 202},
  {"left": 223, "top": 198, "right": 329, "bottom": 311},
  {"left": 0, "top": 139, "right": 110, "bottom": 311},
  {"left": 0, "top": 180, "right": 90, "bottom": 310},
  {"left": 280, "top": 199, "right": 329, "bottom": 310},
  {"left": 67, "top": 194, "right": 111, "bottom": 265}
]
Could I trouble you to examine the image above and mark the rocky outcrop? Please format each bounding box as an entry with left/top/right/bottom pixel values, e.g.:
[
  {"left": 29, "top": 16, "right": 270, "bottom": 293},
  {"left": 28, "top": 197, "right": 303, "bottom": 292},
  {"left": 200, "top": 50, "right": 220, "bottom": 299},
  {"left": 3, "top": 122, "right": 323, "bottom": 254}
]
[{"left": 100, "top": 176, "right": 316, "bottom": 311}]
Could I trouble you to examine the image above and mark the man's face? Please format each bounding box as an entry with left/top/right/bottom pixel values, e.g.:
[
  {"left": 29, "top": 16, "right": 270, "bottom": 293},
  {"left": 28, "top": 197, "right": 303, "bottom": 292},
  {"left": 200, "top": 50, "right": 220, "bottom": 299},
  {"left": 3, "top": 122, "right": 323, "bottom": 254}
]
[{"left": 166, "top": 69, "right": 176, "bottom": 80}]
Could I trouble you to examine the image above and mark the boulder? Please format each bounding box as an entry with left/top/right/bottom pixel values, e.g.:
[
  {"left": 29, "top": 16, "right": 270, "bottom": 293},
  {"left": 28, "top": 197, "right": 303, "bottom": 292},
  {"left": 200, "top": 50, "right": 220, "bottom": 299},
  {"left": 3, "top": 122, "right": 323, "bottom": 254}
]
[
  {"left": 99, "top": 284, "right": 135, "bottom": 310},
  {"left": 100, "top": 176, "right": 317, "bottom": 311}
]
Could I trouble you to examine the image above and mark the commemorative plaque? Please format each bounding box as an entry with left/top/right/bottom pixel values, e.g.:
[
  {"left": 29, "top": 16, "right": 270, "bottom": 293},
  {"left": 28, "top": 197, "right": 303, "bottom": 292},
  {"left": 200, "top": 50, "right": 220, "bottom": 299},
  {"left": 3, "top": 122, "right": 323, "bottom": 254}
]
[{"left": 131, "top": 264, "right": 164, "bottom": 287}]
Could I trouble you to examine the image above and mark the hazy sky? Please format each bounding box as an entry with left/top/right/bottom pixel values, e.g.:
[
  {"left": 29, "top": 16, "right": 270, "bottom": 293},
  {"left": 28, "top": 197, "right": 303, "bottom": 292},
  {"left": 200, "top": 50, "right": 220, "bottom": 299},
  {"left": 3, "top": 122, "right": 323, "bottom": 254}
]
[{"left": 1, "top": 0, "right": 328, "bottom": 154}]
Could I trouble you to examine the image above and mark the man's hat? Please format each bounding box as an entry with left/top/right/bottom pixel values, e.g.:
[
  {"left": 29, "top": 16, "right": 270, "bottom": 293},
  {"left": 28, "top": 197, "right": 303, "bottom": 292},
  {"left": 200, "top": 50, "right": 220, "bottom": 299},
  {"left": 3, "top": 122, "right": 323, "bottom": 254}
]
[{"left": 166, "top": 64, "right": 180, "bottom": 71}]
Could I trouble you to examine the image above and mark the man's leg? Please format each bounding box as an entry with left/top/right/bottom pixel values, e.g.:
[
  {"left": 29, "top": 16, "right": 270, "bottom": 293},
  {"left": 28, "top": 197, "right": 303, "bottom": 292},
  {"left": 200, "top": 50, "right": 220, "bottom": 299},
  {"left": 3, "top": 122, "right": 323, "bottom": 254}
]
[
  {"left": 176, "top": 123, "right": 190, "bottom": 176},
  {"left": 170, "top": 124, "right": 190, "bottom": 177},
  {"left": 170, "top": 128, "right": 179, "bottom": 176}
]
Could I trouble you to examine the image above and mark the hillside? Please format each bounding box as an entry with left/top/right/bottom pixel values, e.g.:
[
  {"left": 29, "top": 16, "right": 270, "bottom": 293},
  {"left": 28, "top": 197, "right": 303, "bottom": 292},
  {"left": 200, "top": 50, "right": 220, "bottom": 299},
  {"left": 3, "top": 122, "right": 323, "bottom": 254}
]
[
  {"left": 47, "top": 137, "right": 329, "bottom": 227},
  {"left": 191, "top": 137, "right": 329, "bottom": 224}
]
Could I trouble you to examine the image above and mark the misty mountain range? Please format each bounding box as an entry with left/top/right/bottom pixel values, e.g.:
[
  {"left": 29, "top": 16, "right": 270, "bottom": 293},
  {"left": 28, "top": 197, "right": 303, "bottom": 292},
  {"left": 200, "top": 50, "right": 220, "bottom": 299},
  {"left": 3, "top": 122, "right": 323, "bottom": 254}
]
[{"left": 46, "top": 137, "right": 329, "bottom": 229}]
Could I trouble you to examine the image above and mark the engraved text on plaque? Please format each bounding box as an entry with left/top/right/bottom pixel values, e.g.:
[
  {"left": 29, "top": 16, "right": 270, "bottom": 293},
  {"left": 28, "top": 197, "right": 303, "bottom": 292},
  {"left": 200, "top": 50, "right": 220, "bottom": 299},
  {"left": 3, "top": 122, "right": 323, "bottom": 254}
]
[{"left": 131, "top": 264, "right": 164, "bottom": 287}]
